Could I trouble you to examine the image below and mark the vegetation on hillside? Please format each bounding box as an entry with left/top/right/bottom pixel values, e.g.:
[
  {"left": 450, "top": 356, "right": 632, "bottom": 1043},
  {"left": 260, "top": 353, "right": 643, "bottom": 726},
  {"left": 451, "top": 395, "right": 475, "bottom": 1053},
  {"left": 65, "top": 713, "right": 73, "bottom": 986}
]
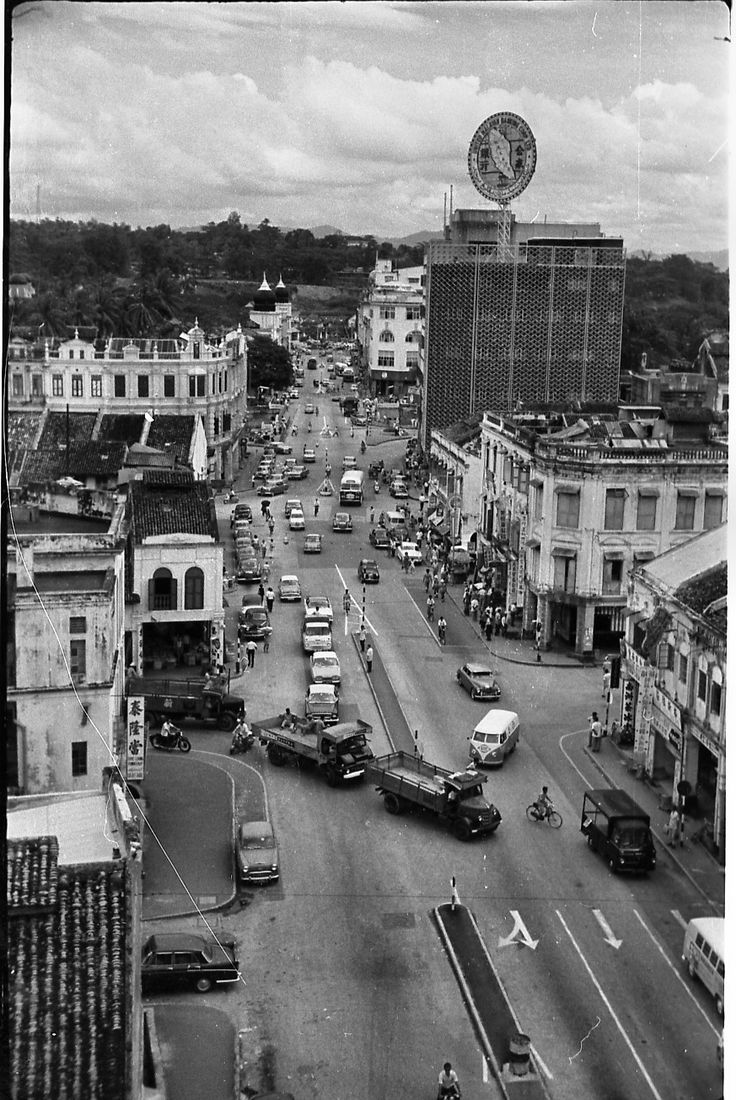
[{"left": 7, "top": 215, "right": 728, "bottom": 370}]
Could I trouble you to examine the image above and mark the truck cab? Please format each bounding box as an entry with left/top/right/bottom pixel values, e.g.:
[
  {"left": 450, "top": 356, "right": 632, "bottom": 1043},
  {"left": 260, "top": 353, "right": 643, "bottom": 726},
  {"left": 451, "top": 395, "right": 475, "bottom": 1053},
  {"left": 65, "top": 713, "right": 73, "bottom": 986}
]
[{"left": 581, "top": 788, "right": 656, "bottom": 873}]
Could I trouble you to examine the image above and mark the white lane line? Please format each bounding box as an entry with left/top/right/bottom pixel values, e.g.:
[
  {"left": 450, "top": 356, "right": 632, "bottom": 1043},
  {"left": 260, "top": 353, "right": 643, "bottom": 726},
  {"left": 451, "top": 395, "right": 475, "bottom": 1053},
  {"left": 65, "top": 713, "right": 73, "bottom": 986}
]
[
  {"left": 334, "top": 564, "right": 379, "bottom": 636},
  {"left": 559, "top": 728, "right": 597, "bottom": 784},
  {"left": 671, "top": 909, "right": 687, "bottom": 931},
  {"left": 556, "top": 909, "right": 664, "bottom": 1100},
  {"left": 632, "top": 909, "right": 721, "bottom": 1035}
]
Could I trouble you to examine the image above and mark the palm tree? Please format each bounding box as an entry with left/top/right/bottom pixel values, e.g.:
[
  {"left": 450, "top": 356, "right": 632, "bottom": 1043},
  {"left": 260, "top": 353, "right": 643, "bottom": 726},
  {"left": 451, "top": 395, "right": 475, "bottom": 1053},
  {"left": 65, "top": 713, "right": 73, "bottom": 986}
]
[{"left": 91, "top": 278, "right": 125, "bottom": 337}]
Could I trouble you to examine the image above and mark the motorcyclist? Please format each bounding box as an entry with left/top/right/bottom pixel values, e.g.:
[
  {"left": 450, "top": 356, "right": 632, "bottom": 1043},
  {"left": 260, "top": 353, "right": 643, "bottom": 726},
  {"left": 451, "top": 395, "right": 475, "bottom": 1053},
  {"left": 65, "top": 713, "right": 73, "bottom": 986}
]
[
  {"left": 438, "top": 1063, "right": 461, "bottom": 1098},
  {"left": 230, "top": 715, "right": 253, "bottom": 753},
  {"left": 160, "top": 718, "right": 180, "bottom": 746},
  {"left": 534, "top": 785, "right": 553, "bottom": 820}
]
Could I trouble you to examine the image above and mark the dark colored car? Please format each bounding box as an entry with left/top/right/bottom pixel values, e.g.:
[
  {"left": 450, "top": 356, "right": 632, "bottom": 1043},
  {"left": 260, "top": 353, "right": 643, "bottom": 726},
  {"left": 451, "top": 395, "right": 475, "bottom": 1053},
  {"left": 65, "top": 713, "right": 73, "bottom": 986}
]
[
  {"left": 358, "top": 558, "right": 380, "bottom": 583},
  {"left": 230, "top": 504, "right": 252, "bottom": 527},
  {"left": 238, "top": 605, "right": 272, "bottom": 640},
  {"left": 141, "top": 933, "right": 240, "bottom": 994},
  {"left": 456, "top": 663, "right": 501, "bottom": 701},
  {"left": 369, "top": 527, "right": 391, "bottom": 549},
  {"left": 332, "top": 512, "right": 353, "bottom": 532},
  {"left": 237, "top": 556, "right": 262, "bottom": 583}
]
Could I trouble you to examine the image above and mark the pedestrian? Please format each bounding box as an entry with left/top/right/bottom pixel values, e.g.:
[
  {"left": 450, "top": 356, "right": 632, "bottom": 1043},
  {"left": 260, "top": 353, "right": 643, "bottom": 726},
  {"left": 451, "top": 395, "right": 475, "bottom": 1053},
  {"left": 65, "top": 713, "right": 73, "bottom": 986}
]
[
  {"left": 261, "top": 542, "right": 267, "bottom": 559},
  {"left": 245, "top": 639, "right": 257, "bottom": 668},
  {"left": 365, "top": 644, "right": 374, "bottom": 672},
  {"left": 427, "top": 594, "right": 435, "bottom": 621},
  {"left": 313, "top": 497, "right": 320, "bottom": 517},
  {"left": 666, "top": 807, "right": 682, "bottom": 847},
  {"left": 408, "top": 557, "right": 416, "bottom": 574},
  {"left": 439, "top": 578, "right": 447, "bottom": 602},
  {"left": 484, "top": 610, "right": 493, "bottom": 641},
  {"left": 471, "top": 596, "right": 480, "bottom": 621},
  {"left": 501, "top": 612, "right": 508, "bottom": 637},
  {"left": 359, "top": 624, "right": 366, "bottom": 652},
  {"left": 343, "top": 589, "right": 351, "bottom": 614},
  {"left": 258, "top": 582, "right": 266, "bottom": 605},
  {"left": 432, "top": 575, "right": 440, "bottom": 597},
  {"left": 251, "top": 474, "right": 256, "bottom": 489},
  {"left": 494, "top": 607, "right": 502, "bottom": 635},
  {"left": 602, "top": 669, "right": 612, "bottom": 699},
  {"left": 424, "top": 568, "right": 432, "bottom": 593},
  {"left": 369, "top": 505, "right": 375, "bottom": 524},
  {"left": 266, "top": 586, "right": 275, "bottom": 612},
  {"left": 268, "top": 518, "right": 275, "bottom": 538},
  {"left": 589, "top": 711, "right": 603, "bottom": 751},
  {"left": 263, "top": 632, "right": 270, "bottom": 653}
]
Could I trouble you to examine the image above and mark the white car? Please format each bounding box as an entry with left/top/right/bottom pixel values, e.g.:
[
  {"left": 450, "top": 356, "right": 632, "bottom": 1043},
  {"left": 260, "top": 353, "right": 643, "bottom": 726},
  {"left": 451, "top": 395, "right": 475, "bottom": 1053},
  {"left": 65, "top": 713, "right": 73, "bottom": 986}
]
[
  {"left": 304, "top": 595, "right": 334, "bottom": 623},
  {"left": 289, "top": 509, "right": 306, "bottom": 530},
  {"left": 396, "top": 541, "right": 423, "bottom": 565},
  {"left": 310, "top": 650, "right": 342, "bottom": 685}
]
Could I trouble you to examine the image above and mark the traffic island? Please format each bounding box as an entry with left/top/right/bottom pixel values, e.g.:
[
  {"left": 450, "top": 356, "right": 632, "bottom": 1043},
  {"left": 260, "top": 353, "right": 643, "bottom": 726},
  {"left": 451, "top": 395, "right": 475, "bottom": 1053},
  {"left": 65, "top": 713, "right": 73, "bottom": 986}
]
[{"left": 433, "top": 902, "right": 552, "bottom": 1100}]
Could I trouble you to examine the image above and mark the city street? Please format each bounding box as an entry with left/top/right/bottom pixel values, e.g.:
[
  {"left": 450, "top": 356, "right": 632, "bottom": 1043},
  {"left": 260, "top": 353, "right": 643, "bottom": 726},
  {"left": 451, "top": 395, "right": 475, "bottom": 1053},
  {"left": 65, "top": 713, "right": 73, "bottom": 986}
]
[{"left": 140, "top": 376, "right": 723, "bottom": 1100}]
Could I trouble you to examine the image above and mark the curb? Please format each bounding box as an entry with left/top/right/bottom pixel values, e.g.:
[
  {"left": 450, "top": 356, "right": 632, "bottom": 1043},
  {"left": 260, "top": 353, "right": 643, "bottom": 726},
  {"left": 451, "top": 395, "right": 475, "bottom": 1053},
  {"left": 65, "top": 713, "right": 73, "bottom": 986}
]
[{"left": 349, "top": 631, "right": 398, "bottom": 752}]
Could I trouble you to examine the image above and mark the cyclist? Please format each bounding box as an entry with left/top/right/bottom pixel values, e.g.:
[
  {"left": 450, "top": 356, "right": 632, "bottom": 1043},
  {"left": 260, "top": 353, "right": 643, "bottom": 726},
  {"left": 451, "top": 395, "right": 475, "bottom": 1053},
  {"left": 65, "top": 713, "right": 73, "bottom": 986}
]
[
  {"left": 427, "top": 594, "right": 435, "bottom": 622},
  {"left": 437, "top": 616, "right": 447, "bottom": 645},
  {"left": 438, "top": 1062, "right": 461, "bottom": 1098},
  {"left": 534, "top": 785, "right": 553, "bottom": 820}
]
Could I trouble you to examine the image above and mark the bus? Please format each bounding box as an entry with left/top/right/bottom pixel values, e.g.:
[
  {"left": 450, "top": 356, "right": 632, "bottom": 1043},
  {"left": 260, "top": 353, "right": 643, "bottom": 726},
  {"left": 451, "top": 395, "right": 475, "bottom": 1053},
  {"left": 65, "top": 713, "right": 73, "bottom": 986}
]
[{"left": 339, "top": 470, "right": 365, "bottom": 505}]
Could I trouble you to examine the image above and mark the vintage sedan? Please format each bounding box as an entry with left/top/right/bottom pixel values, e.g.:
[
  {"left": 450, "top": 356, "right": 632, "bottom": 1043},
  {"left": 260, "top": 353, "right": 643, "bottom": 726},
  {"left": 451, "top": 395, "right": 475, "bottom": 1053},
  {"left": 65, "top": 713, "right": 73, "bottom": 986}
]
[
  {"left": 395, "top": 541, "right": 423, "bottom": 565},
  {"left": 230, "top": 504, "right": 252, "bottom": 527},
  {"left": 238, "top": 605, "right": 272, "bottom": 641},
  {"left": 304, "top": 683, "right": 340, "bottom": 724},
  {"left": 310, "top": 650, "right": 341, "bottom": 685},
  {"left": 304, "top": 595, "right": 333, "bottom": 622},
  {"left": 289, "top": 509, "right": 306, "bottom": 530},
  {"left": 302, "top": 447, "right": 317, "bottom": 463},
  {"left": 236, "top": 819, "right": 279, "bottom": 884},
  {"left": 258, "top": 478, "right": 286, "bottom": 496},
  {"left": 369, "top": 526, "right": 391, "bottom": 550},
  {"left": 237, "top": 556, "right": 262, "bottom": 584},
  {"left": 456, "top": 663, "right": 502, "bottom": 701},
  {"left": 389, "top": 479, "right": 409, "bottom": 499},
  {"left": 304, "top": 402, "right": 315, "bottom": 414},
  {"left": 273, "top": 441, "right": 292, "bottom": 454},
  {"left": 332, "top": 512, "right": 353, "bottom": 533},
  {"left": 357, "top": 558, "right": 380, "bottom": 584},
  {"left": 284, "top": 498, "right": 303, "bottom": 518},
  {"left": 278, "top": 574, "right": 302, "bottom": 601},
  {"left": 286, "top": 464, "right": 308, "bottom": 480},
  {"left": 142, "top": 933, "right": 240, "bottom": 994},
  {"left": 304, "top": 533, "right": 323, "bottom": 553}
]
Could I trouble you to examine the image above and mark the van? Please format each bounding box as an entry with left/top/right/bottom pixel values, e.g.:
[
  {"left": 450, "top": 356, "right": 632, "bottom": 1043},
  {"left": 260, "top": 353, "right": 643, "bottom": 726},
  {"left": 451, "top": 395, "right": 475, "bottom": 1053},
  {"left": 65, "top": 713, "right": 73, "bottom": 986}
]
[
  {"left": 581, "top": 788, "right": 656, "bottom": 873},
  {"left": 683, "top": 917, "right": 724, "bottom": 1015},
  {"left": 379, "top": 510, "right": 407, "bottom": 534},
  {"left": 468, "top": 709, "right": 519, "bottom": 767},
  {"left": 302, "top": 617, "right": 333, "bottom": 654},
  {"left": 342, "top": 366, "right": 355, "bottom": 382}
]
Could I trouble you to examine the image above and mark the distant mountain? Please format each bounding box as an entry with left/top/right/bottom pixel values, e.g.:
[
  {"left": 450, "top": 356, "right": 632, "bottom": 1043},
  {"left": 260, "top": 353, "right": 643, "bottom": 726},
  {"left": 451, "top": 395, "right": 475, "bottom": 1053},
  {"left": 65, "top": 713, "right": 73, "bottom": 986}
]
[
  {"left": 309, "top": 224, "right": 346, "bottom": 238},
  {"left": 630, "top": 248, "right": 729, "bottom": 272}
]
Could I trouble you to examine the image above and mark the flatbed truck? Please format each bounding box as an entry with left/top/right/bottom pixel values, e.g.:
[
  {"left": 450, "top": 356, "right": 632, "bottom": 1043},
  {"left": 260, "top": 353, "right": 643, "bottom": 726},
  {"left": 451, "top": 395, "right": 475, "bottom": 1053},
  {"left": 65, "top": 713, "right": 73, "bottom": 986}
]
[
  {"left": 251, "top": 715, "right": 374, "bottom": 786},
  {"left": 366, "top": 751, "right": 502, "bottom": 840}
]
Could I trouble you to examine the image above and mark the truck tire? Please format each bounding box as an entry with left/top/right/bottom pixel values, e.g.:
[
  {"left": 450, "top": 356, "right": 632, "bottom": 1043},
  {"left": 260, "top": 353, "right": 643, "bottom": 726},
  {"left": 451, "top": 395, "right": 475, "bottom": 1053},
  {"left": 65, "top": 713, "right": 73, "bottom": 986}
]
[
  {"left": 384, "top": 793, "right": 403, "bottom": 815},
  {"left": 324, "top": 766, "right": 339, "bottom": 787},
  {"left": 267, "top": 745, "right": 286, "bottom": 766},
  {"left": 453, "top": 819, "right": 471, "bottom": 841},
  {"left": 219, "top": 712, "right": 237, "bottom": 733}
]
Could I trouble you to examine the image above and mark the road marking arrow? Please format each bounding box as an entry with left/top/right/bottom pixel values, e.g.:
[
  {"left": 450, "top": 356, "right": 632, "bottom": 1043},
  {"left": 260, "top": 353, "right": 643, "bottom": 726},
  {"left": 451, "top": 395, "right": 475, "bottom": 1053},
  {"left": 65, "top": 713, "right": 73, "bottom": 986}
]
[
  {"left": 498, "top": 910, "right": 539, "bottom": 950},
  {"left": 593, "top": 909, "right": 623, "bottom": 949}
]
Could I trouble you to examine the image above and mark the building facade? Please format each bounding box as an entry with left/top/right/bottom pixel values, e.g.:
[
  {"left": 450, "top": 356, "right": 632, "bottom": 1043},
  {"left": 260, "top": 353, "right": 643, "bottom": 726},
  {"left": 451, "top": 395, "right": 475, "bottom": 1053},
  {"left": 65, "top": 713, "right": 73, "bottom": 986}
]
[
  {"left": 428, "top": 417, "right": 483, "bottom": 551},
  {"left": 622, "top": 525, "right": 726, "bottom": 860},
  {"left": 247, "top": 274, "right": 297, "bottom": 351},
  {"left": 8, "top": 321, "right": 248, "bottom": 482},
  {"left": 356, "top": 259, "right": 424, "bottom": 398},
  {"left": 7, "top": 507, "right": 128, "bottom": 794},
  {"left": 421, "top": 210, "right": 625, "bottom": 447},
  {"left": 479, "top": 409, "right": 728, "bottom": 655}
]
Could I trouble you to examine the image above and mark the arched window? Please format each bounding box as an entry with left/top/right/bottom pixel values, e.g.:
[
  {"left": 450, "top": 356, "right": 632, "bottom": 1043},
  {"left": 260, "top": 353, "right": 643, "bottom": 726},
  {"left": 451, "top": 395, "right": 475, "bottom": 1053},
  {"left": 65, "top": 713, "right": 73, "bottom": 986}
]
[
  {"left": 405, "top": 331, "right": 424, "bottom": 347},
  {"left": 379, "top": 330, "right": 394, "bottom": 343},
  {"left": 184, "top": 567, "right": 205, "bottom": 610},
  {"left": 149, "top": 568, "right": 177, "bottom": 611}
]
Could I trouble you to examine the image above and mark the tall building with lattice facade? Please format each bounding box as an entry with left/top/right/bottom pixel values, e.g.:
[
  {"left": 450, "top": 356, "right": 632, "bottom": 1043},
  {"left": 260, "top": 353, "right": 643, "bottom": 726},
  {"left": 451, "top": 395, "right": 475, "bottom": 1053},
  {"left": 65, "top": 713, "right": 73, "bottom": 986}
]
[{"left": 421, "top": 210, "right": 625, "bottom": 446}]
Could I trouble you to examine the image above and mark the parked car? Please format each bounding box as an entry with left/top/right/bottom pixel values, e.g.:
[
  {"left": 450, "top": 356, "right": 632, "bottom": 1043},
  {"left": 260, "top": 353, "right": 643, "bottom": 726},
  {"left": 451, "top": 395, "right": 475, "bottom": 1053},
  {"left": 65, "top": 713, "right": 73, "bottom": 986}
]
[
  {"left": 369, "top": 526, "right": 391, "bottom": 550},
  {"left": 358, "top": 558, "right": 380, "bottom": 584},
  {"left": 351, "top": 415, "right": 368, "bottom": 427},
  {"left": 258, "top": 478, "right": 286, "bottom": 496},
  {"left": 304, "top": 595, "right": 334, "bottom": 622},
  {"left": 304, "top": 533, "right": 323, "bottom": 553},
  {"left": 395, "top": 541, "right": 423, "bottom": 565},
  {"left": 389, "top": 479, "right": 409, "bottom": 499},
  {"left": 289, "top": 509, "right": 306, "bottom": 530},
  {"left": 238, "top": 605, "right": 272, "bottom": 640},
  {"left": 278, "top": 574, "right": 302, "bottom": 601},
  {"left": 310, "top": 650, "right": 341, "bottom": 685},
  {"left": 141, "top": 933, "right": 240, "bottom": 994},
  {"left": 302, "top": 447, "right": 316, "bottom": 463},
  {"left": 456, "top": 663, "right": 502, "bottom": 701},
  {"left": 286, "top": 464, "right": 308, "bottom": 480},
  {"left": 304, "top": 402, "right": 315, "bottom": 414},
  {"left": 284, "top": 498, "right": 303, "bottom": 518},
  {"left": 236, "top": 819, "right": 279, "bottom": 884},
  {"left": 273, "top": 441, "right": 292, "bottom": 454},
  {"left": 230, "top": 504, "right": 252, "bottom": 527},
  {"left": 237, "top": 556, "right": 262, "bottom": 584},
  {"left": 332, "top": 512, "right": 353, "bottom": 533}
]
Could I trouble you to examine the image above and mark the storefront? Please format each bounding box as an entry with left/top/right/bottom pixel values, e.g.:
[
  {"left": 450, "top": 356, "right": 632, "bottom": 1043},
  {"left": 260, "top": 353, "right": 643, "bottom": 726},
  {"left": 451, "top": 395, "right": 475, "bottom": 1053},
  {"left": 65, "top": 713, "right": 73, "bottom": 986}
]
[{"left": 138, "top": 618, "right": 224, "bottom": 675}]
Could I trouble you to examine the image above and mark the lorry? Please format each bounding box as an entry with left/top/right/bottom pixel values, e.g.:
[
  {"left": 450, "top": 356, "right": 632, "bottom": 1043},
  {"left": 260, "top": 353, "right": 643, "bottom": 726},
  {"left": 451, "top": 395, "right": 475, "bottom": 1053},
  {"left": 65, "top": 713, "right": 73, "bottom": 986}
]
[
  {"left": 365, "top": 751, "right": 502, "bottom": 841},
  {"left": 580, "top": 788, "right": 657, "bottom": 873},
  {"left": 339, "top": 470, "right": 365, "bottom": 505},
  {"left": 302, "top": 616, "right": 333, "bottom": 653},
  {"left": 128, "top": 676, "right": 245, "bottom": 732},
  {"left": 340, "top": 394, "right": 359, "bottom": 417},
  {"left": 251, "top": 716, "right": 374, "bottom": 786}
]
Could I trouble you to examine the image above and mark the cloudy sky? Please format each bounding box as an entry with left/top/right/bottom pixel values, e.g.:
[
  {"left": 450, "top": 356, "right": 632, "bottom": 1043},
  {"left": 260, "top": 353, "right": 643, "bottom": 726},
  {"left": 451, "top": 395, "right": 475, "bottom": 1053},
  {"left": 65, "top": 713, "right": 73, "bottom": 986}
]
[{"left": 8, "top": 0, "right": 731, "bottom": 253}]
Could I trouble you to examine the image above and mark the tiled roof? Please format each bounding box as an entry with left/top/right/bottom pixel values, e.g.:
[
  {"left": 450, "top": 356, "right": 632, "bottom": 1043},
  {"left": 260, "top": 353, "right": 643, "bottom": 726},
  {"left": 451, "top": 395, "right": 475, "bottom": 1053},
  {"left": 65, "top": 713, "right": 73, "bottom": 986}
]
[
  {"left": 98, "top": 414, "right": 145, "bottom": 444},
  {"left": 7, "top": 838, "right": 129, "bottom": 1100},
  {"left": 129, "top": 473, "right": 218, "bottom": 541},
  {"left": 38, "top": 412, "right": 98, "bottom": 448},
  {"left": 441, "top": 412, "right": 483, "bottom": 446},
  {"left": 145, "top": 415, "right": 195, "bottom": 463},
  {"left": 7, "top": 412, "right": 43, "bottom": 474},
  {"left": 20, "top": 441, "right": 127, "bottom": 482}
]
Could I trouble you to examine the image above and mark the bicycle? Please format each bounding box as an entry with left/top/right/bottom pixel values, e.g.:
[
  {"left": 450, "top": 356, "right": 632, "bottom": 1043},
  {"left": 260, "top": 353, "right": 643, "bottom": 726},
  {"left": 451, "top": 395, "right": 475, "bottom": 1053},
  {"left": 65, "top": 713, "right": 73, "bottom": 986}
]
[{"left": 526, "top": 803, "right": 563, "bottom": 828}]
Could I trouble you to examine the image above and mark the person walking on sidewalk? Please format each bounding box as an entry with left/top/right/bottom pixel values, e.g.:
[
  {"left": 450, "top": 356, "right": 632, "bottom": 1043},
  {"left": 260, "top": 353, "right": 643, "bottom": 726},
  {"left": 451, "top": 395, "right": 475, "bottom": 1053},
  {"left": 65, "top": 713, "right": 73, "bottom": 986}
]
[
  {"left": 245, "top": 639, "right": 257, "bottom": 668},
  {"left": 424, "top": 568, "right": 432, "bottom": 593},
  {"left": 501, "top": 611, "right": 508, "bottom": 637},
  {"left": 365, "top": 644, "right": 374, "bottom": 672},
  {"left": 359, "top": 624, "right": 366, "bottom": 652},
  {"left": 258, "top": 582, "right": 266, "bottom": 605},
  {"left": 588, "top": 711, "right": 603, "bottom": 750},
  {"left": 266, "top": 586, "right": 275, "bottom": 613},
  {"left": 470, "top": 595, "right": 479, "bottom": 621},
  {"left": 484, "top": 609, "right": 493, "bottom": 642}
]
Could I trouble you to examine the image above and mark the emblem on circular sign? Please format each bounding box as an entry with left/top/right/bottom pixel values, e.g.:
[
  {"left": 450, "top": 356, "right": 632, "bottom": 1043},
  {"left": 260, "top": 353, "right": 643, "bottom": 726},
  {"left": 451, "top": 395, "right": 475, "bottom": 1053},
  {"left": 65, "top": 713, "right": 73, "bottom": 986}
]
[{"left": 468, "top": 112, "right": 537, "bottom": 203}]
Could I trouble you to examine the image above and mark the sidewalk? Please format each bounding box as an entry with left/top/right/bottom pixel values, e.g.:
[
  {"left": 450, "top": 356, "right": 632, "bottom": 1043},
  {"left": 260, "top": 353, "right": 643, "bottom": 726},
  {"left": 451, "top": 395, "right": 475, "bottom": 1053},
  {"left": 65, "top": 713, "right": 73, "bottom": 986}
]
[{"left": 581, "top": 734, "right": 725, "bottom": 911}]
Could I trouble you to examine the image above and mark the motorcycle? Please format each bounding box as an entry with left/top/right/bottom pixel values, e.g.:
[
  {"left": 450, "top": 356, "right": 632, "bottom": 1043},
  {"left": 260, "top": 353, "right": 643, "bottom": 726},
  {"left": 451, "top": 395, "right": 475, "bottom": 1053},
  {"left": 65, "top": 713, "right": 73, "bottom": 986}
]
[
  {"left": 360, "top": 440, "right": 367, "bottom": 454},
  {"left": 229, "top": 727, "right": 255, "bottom": 755},
  {"left": 149, "top": 726, "right": 191, "bottom": 753},
  {"left": 224, "top": 490, "right": 239, "bottom": 503}
]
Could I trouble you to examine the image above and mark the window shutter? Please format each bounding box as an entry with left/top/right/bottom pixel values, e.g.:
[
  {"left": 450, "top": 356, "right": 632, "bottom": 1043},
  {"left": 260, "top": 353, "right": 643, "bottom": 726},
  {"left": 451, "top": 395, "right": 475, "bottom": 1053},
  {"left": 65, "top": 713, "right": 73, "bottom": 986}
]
[
  {"left": 171, "top": 578, "right": 178, "bottom": 609},
  {"left": 148, "top": 578, "right": 155, "bottom": 609}
]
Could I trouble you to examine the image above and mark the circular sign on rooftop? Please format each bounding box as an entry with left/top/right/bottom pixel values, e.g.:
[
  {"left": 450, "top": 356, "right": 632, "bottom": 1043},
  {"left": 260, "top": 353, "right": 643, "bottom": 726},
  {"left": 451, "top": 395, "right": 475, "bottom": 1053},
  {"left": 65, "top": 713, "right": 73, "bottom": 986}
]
[{"left": 468, "top": 112, "right": 537, "bottom": 203}]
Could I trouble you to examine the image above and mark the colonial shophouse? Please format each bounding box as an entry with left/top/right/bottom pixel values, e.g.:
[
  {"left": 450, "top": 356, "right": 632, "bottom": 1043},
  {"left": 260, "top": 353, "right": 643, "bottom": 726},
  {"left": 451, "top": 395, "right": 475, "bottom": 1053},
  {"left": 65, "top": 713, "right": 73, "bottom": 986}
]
[
  {"left": 8, "top": 321, "right": 248, "bottom": 482},
  {"left": 479, "top": 406, "right": 728, "bottom": 656},
  {"left": 623, "top": 524, "right": 726, "bottom": 860},
  {"left": 356, "top": 259, "right": 424, "bottom": 399},
  {"left": 428, "top": 415, "right": 483, "bottom": 553}
]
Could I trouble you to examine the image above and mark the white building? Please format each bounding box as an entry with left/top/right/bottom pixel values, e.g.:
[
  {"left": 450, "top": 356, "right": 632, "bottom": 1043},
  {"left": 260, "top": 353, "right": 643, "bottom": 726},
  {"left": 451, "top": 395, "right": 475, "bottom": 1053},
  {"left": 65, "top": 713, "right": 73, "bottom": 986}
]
[
  {"left": 356, "top": 259, "right": 424, "bottom": 398},
  {"left": 428, "top": 417, "right": 483, "bottom": 551},
  {"left": 248, "top": 274, "right": 297, "bottom": 351}
]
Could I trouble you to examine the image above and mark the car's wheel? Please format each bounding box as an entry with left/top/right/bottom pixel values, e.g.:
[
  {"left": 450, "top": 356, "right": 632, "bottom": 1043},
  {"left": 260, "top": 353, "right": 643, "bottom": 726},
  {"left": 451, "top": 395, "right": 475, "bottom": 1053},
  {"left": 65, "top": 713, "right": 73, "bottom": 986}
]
[
  {"left": 453, "top": 819, "right": 471, "bottom": 842},
  {"left": 194, "top": 976, "right": 213, "bottom": 994},
  {"left": 384, "top": 793, "right": 403, "bottom": 815},
  {"left": 324, "top": 766, "right": 339, "bottom": 788}
]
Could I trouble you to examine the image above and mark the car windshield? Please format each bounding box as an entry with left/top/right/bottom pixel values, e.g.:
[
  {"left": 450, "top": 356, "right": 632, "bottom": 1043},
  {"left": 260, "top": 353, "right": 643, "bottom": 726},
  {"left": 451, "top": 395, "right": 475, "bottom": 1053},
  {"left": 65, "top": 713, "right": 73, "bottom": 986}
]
[
  {"left": 341, "top": 735, "right": 366, "bottom": 752},
  {"left": 470, "top": 669, "right": 493, "bottom": 681},
  {"left": 314, "top": 655, "right": 337, "bottom": 668},
  {"left": 240, "top": 830, "right": 274, "bottom": 849}
]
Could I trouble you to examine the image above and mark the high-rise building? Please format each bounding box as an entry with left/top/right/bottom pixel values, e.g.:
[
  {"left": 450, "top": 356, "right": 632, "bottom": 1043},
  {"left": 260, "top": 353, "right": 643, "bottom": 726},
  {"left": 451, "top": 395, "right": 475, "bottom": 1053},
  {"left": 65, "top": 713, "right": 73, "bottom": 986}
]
[{"left": 421, "top": 209, "right": 626, "bottom": 446}]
